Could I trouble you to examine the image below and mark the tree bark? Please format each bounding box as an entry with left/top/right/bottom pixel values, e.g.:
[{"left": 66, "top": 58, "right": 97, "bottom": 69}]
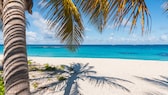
[{"left": 2, "top": 0, "right": 30, "bottom": 94}]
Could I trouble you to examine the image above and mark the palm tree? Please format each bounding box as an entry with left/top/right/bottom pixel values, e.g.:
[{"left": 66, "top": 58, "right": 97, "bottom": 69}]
[
  {"left": 1, "top": 0, "right": 162, "bottom": 94},
  {"left": 1, "top": 0, "right": 33, "bottom": 94}
]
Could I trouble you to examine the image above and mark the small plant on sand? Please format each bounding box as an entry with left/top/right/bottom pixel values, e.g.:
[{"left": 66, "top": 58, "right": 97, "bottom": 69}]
[
  {"left": 0, "top": 71, "right": 2, "bottom": 75},
  {"left": 0, "top": 72, "right": 4, "bottom": 95},
  {"left": 29, "top": 65, "right": 40, "bottom": 71},
  {"left": 28, "top": 60, "right": 40, "bottom": 71},
  {"left": 57, "top": 75, "right": 67, "bottom": 81},
  {"left": 44, "top": 64, "right": 57, "bottom": 71},
  {"left": 47, "top": 78, "right": 51, "bottom": 81},
  {"left": 32, "top": 82, "right": 39, "bottom": 89},
  {"left": 31, "top": 75, "right": 36, "bottom": 78},
  {"left": 56, "top": 65, "right": 65, "bottom": 71},
  {"left": 28, "top": 60, "right": 33, "bottom": 65}
]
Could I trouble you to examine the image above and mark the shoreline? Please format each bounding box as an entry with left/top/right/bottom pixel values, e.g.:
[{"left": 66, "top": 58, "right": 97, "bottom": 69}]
[
  {"left": 0, "top": 53, "right": 168, "bottom": 61},
  {"left": 29, "top": 56, "right": 168, "bottom": 61}
]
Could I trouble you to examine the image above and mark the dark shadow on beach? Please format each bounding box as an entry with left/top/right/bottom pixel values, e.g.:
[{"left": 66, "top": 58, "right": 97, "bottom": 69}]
[
  {"left": 144, "top": 91, "right": 166, "bottom": 95},
  {"left": 135, "top": 76, "right": 168, "bottom": 88},
  {"left": 30, "top": 63, "right": 133, "bottom": 95},
  {"left": 135, "top": 76, "right": 168, "bottom": 95}
]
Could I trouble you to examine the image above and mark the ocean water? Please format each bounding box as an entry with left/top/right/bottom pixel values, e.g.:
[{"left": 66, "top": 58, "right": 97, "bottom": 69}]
[{"left": 0, "top": 45, "right": 168, "bottom": 61}]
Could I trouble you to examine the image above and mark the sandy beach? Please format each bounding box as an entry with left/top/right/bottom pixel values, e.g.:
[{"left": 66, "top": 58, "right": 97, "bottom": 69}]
[
  {"left": 25, "top": 56, "right": 168, "bottom": 95},
  {"left": 0, "top": 55, "right": 168, "bottom": 95}
]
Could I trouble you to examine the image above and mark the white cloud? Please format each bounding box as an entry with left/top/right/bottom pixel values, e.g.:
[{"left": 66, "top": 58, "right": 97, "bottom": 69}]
[
  {"left": 33, "top": 12, "right": 54, "bottom": 33},
  {"left": 85, "top": 27, "right": 92, "bottom": 32},
  {"left": 122, "top": 18, "right": 131, "bottom": 26},
  {"left": 109, "top": 36, "right": 113, "bottom": 40},
  {"left": 31, "top": 12, "right": 42, "bottom": 19},
  {"left": 110, "top": 33, "right": 114, "bottom": 36},
  {"left": 107, "top": 18, "right": 131, "bottom": 30},
  {"left": 160, "top": 34, "right": 168, "bottom": 41},
  {"left": 27, "top": 31, "right": 37, "bottom": 38},
  {"left": 26, "top": 31, "right": 38, "bottom": 43},
  {"left": 0, "top": 32, "right": 3, "bottom": 44},
  {"left": 26, "top": 12, "right": 59, "bottom": 44},
  {"left": 104, "top": 33, "right": 163, "bottom": 44},
  {"left": 108, "top": 33, "right": 114, "bottom": 41},
  {"left": 85, "top": 36, "right": 89, "bottom": 39},
  {"left": 31, "top": 12, "right": 51, "bottom": 33},
  {"left": 107, "top": 24, "right": 115, "bottom": 29},
  {"left": 146, "top": 35, "right": 157, "bottom": 42}
]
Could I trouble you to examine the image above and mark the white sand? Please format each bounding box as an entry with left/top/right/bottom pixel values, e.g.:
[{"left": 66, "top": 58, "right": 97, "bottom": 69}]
[
  {"left": 1, "top": 55, "right": 168, "bottom": 95},
  {"left": 28, "top": 57, "right": 168, "bottom": 95}
]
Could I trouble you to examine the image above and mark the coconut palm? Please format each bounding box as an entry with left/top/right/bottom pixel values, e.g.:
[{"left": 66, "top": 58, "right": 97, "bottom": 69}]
[
  {"left": 42, "top": 0, "right": 151, "bottom": 50},
  {"left": 0, "top": 0, "right": 161, "bottom": 95},
  {"left": 1, "top": 0, "right": 33, "bottom": 94}
]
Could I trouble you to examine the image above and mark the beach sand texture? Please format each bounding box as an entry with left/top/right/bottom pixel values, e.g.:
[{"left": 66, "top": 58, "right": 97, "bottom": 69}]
[
  {"left": 1, "top": 54, "right": 168, "bottom": 95},
  {"left": 26, "top": 57, "right": 168, "bottom": 95}
]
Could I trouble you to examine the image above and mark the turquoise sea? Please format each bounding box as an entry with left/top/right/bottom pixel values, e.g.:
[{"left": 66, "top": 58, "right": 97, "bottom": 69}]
[{"left": 0, "top": 45, "right": 168, "bottom": 61}]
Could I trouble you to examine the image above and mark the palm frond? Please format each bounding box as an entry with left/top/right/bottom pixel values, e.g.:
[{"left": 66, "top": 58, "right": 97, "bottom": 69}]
[
  {"left": 75, "top": 0, "right": 110, "bottom": 32},
  {"left": 86, "top": 76, "right": 131, "bottom": 92},
  {"left": 107, "top": 0, "right": 151, "bottom": 34},
  {"left": 163, "top": 2, "right": 168, "bottom": 13},
  {"left": 42, "top": 0, "right": 84, "bottom": 51},
  {"left": 25, "top": 0, "right": 33, "bottom": 14},
  {"left": 75, "top": 0, "right": 151, "bottom": 33}
]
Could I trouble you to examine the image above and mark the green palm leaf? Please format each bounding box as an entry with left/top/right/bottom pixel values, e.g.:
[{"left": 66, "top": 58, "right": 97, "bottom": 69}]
[
  {"left": 108, "top": 0, "right": 151, "bottom": 33},
  {"left": 75, "top": 0, "right": 110, "bottom": 32},
  {"left": 163, "top": 2, "right": 168, "bottom": 13},
  {"left": 42, "top": 0, "right": 84, "bottom": 51},
  {"left": 42, "top": 0, "right": 151, "bottom": 51}
]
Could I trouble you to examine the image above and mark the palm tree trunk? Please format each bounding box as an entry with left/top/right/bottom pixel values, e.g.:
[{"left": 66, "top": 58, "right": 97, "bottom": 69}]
[{"left": 2, "top": 0, "right": 30, "bottom": 94}]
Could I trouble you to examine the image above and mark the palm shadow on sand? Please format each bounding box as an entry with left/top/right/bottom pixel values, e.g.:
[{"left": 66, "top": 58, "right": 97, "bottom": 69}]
[
  {"left": 30, "top": 63, "right": 133, "bottom": 95},
  {"left": 144, "top": 92, "right": 166, "bottom": 95},
  {"left": 135, "top": 76, "right": 168, "bottom": 95}
]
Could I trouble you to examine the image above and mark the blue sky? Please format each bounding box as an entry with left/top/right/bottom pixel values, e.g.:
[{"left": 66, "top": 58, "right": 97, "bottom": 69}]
[{"left": 1, "top": 0, "right": 168, "bottom": 45}]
